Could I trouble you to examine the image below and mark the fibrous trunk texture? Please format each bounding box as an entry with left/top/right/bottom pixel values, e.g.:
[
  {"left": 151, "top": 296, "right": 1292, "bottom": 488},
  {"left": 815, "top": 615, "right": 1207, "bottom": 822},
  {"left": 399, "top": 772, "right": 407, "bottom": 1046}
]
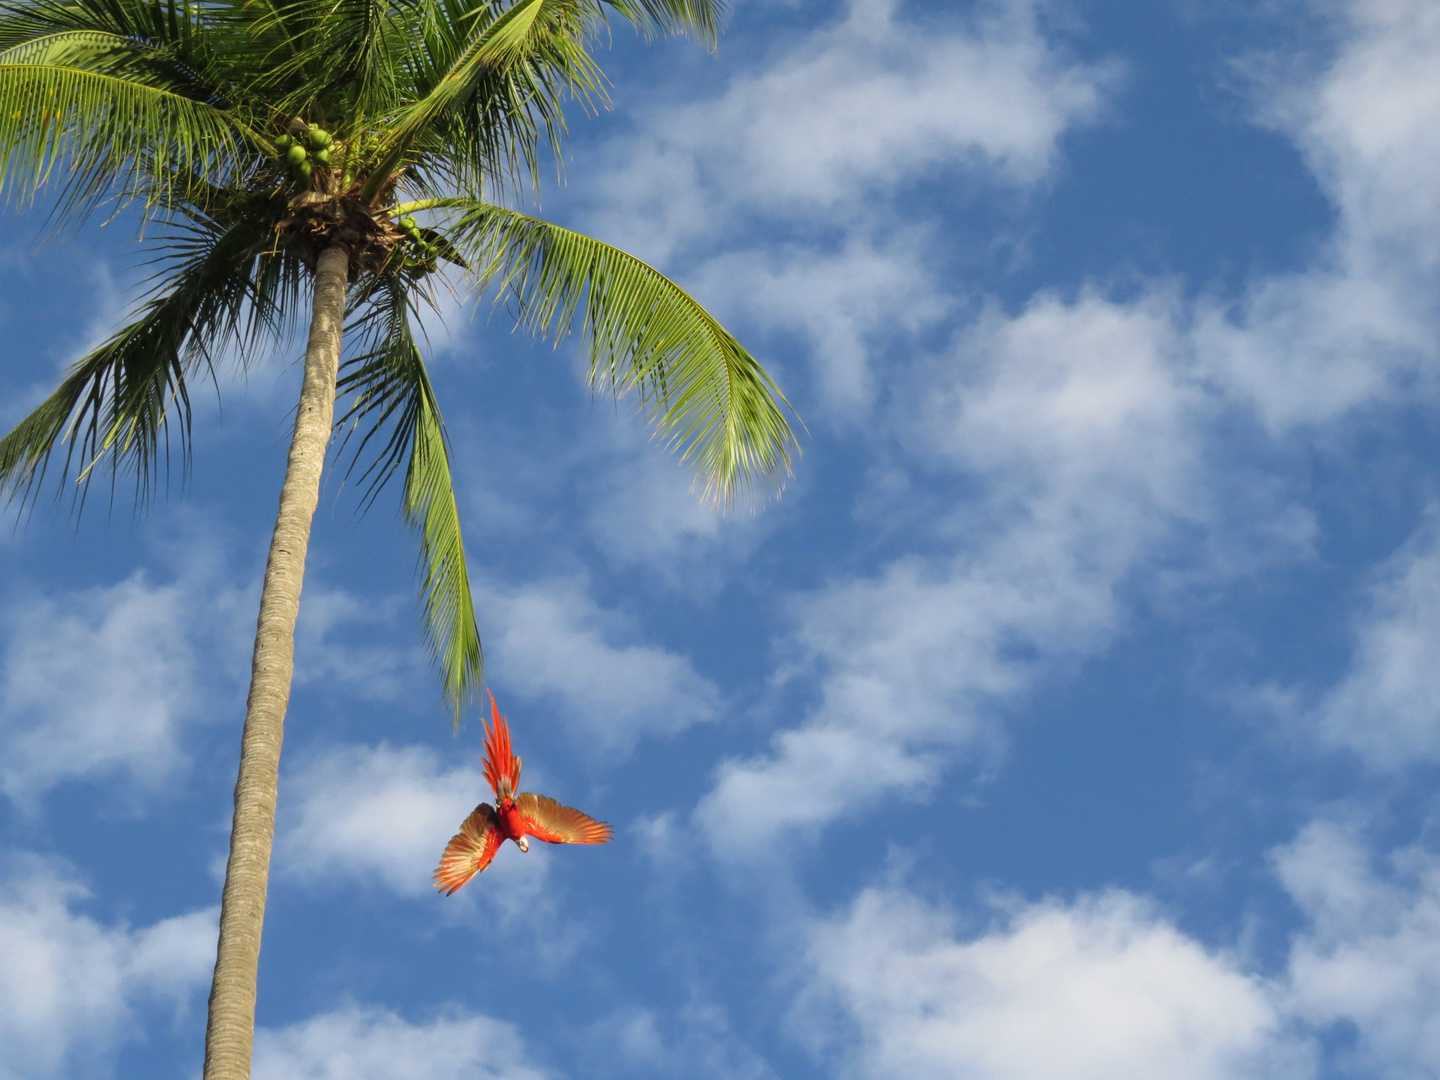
[{"left": 202, "top": 243, "right": 350, "bottom": 1080}]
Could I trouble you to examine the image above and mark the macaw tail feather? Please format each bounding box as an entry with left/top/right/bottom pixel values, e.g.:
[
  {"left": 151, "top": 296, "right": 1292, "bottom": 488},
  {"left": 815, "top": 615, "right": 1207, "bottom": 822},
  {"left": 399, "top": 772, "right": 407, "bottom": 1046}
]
[{"left": 482, "top": 689, "right": 522, "bottom": 801}]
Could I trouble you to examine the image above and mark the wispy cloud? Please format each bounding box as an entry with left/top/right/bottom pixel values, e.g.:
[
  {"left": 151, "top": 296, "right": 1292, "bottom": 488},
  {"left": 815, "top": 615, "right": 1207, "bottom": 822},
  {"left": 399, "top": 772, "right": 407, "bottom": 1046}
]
[
  {"left": 276, "top": 743, "right": 488, "bottom": 899},
  {"left": 1195, "top": 0, "right": 1440, "bottom": 430},
  {"left": 253, "top": 1006, "right": 549, "bottom": 1080},
  {"left": 799, "top": 882, "right": 1310, "bottom": 1080},
  {"left": 478, "top": 577, "right": 721, "bottom": 753},
  {"left": 690, "top": 0, "right": 1440, "bottom": 863},
  {"left": 699, "top": 291, "right": 1206, "bottom": 858},
  {"left": 1302, "top": 513, "right": 1440, "bottom": 767},
  {"left": 1276, "top": 816, "right": 1440, "bottom": 1077},
  {"left": 0, "top": 852, "right": 215, "bottom": 1080},
  {"left": 275, "top": 741, "right": 569, "bottom": 945},
  {"left": 584, "top": 0, "right": 1119, "bottom": 263},
  {"left": 0, "top": 566, "right": 245, "bottom": 807}
]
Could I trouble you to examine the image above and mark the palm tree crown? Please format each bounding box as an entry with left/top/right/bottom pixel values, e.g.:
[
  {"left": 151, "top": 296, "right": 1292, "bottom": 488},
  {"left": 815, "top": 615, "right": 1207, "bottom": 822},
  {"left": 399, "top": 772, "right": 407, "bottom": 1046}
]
[
  {"left": 0, "top": 1, "right": 797, "bottom": 1077},
  {"left": 0, "top": 0, "right": 797, "bottom": 709}
]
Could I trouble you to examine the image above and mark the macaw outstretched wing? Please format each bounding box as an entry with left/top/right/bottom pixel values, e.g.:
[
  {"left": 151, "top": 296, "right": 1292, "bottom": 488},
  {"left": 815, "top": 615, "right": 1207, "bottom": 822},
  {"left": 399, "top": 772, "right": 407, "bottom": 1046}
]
[
  {"left": 481, "top": 690, "right": 521, "bottom": 801},
  {"left": 517, "top": 791, "right": 612, "bottom": 845},
  {"left": 433, "top": 802, "right": 502, "bottom": 895}
]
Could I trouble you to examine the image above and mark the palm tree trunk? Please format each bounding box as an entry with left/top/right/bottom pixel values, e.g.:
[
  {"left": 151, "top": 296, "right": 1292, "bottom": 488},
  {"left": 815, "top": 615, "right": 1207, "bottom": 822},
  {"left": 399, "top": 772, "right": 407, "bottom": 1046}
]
[{"left": 203, "top": 243, "right": 350, "bottom": 1080}]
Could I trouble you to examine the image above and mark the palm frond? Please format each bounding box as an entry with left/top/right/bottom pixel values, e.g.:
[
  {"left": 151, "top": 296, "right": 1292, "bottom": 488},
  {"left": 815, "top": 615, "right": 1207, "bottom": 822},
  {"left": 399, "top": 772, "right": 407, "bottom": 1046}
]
[
  {"left": 0, "top": 31, "right": 252, "bottom": 220},
  {"left": 358, "top": 0, "right": 605, "bottom": 201},
  {"left": 0, "top": 0, "right": 217, "bottom": 74},
  {"left": 602, "top": 0, "right": 724, "bottom": 47},
  {"left": 400, "top": 198, "right": 798, "bottom": 506},
  {"left": 0, "top": 212, "right": 284, "bottom": 504},
  {"left": 337, "top": 275, "right": 483, "bottom": 717},
  {"left": 256, "top": 0, "right": 408, "bottom": 117}
]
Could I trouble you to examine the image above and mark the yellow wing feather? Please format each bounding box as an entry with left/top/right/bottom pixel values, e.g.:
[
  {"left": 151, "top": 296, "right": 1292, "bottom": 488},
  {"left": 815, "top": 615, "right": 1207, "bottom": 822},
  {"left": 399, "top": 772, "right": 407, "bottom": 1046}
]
[
  {"left": 516, "top": 791, "right": 612, "bottom": 845},
  {"left": 433, "top": 802, "right": 502, "bottom": 894}
]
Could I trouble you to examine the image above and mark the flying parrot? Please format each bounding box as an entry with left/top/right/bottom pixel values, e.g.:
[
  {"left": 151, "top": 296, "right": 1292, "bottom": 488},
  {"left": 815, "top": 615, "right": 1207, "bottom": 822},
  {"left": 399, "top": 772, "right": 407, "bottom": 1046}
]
[{"left": 433, "top": 691, "right": 612, "bottom": 895}]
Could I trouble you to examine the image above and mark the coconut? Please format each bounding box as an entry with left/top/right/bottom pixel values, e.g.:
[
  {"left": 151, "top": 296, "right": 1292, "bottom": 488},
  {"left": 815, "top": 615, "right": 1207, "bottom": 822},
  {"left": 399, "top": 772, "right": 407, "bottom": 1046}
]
[
  {"left": 286, "top": 144, "right": 307, "bottom": 165},
  {"left": 314, "top": 147, "right": 332, "bottom": 166},
  {"left": 309, "top": 127, "right": 332, "bottom": 149},
  {"left": 275, "top": 133, "right": 293, "bottom": 151}
]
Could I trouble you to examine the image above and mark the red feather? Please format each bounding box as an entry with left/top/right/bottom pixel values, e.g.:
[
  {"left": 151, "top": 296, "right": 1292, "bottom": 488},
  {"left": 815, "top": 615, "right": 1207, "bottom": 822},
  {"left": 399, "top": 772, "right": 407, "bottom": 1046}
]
[
  {"left": 517, "top": 791, "right": 613, "bottom": 845},
  {"left": 432, "top": 803, "right": 502, "bottom": 895},
  {"left": 435, "top": 693, "right": 611, "bottom": 896},
  {"left": 481, "top": 690, "right": 521, "bottom": 801}
]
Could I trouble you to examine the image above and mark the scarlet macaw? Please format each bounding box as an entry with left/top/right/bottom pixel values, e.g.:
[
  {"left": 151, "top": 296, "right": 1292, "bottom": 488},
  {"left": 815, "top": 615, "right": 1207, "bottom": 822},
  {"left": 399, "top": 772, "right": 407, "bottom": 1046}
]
[{"left": 433, "top": 692, "right": 612, "bottom": 895}]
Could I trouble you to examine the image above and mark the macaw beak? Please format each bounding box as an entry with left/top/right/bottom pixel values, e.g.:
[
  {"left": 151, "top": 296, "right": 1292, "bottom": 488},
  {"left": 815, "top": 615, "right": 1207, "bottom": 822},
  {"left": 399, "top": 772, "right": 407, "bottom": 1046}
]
[{"left": 515, "top": 836, "right": 530, "bottom": 853}]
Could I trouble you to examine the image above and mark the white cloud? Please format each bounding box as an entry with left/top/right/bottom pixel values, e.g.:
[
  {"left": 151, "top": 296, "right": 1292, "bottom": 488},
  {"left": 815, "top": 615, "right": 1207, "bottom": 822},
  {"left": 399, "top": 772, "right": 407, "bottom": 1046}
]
[
  {"left": 801, "top": 884, "right": 1309, "bottom": 1080},
  {"left": 294, "top": 586, "right": 420, "bottom": 702},
  {"left": 582, "top": 421, "right": 777, "bottom": 581},
  {"left": 910, "top": 291, "right": 1195, "bottom": 512},
  {"left": 445, "top": 389, "right": 775, "bottom": 588},
  {"left": 694, "top": 0, "right": 1440, "bottom": 858},
  {"left": 0, "top": 549, "right": 417, "bottom": 810},
  {"left": 277, "top": 743, "right": 485, "bottom": 897},
  {"left": 479, "top": 577, "right": 721, "bottom": 751},
  {"left": 0, "top": 571, "right": 218, "bottom": 806},
  {"left": 1196, "top": 0, "right": 1440, "bottom": 430},
  {"left": 276, "top": 742, "right": 562, "bottom": 931},
  {"left": 584, "top": 1002, "right": 778, "bottom": 1080},
  {"left": 0, "top": 854, "right": 215, "bottom": 1080},
  {"left": 1267, "top": 0, "right": 1440, "bottom": 256},
  {"left": 1306, "top": 515, "right": 1440, "bottom": 767},
  {"left": 1192, "top": 243, "right": 1436, "bottom": 435},
  {"left": 253, "top": 1006, "right": 548, "bottom": 1080},
  {"left": 575, "top": 0, "right": 1117, "bottom": 425},
  {"left": 774, "top": 815, "right": 1440, "bottom": 1080},
  {"left": 587, "top": 0, "right": 1117, "bottom": 263},
  {"left": 699, "top": 292, "right": 1205, "bottom": 856},
  {"left": 692, "top": 232, "right": 951, "bottom": 420},
  {"left": 1276, "top": 819, "right": 1440, "bottom": 1077},
  {"left": 0, "top": 535, "right": 464, "bottom": 808}
]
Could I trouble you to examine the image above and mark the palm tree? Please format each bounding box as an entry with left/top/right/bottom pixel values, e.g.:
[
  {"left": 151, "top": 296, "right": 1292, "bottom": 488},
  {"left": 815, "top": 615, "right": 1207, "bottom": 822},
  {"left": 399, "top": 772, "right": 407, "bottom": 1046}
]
[{"left": 0, "top": 0, "right": 797, "bottom": 1076}]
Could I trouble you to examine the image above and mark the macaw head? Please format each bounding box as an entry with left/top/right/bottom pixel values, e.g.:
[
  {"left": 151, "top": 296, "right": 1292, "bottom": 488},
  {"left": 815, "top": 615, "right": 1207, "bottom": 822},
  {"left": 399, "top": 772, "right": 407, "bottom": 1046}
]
[{"left": 515, "top": 836, "right": 530, "bottom": 852}]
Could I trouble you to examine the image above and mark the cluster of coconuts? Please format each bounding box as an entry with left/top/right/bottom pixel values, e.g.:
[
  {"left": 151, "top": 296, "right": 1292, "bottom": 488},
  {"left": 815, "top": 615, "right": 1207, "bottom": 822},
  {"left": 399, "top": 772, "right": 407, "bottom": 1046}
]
[
  {"left": 396, "top": 216, "right": 439, "bottom": 273},
  {"left": 273, "top": 120, "right": 345, "bottom": 188}
]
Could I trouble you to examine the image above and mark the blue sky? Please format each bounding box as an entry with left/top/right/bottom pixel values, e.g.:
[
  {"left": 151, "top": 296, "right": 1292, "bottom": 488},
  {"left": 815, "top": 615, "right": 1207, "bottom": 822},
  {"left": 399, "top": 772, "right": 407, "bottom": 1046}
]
[{"left": 4, "top": 0, "right": 1440, "bottom": 1077}]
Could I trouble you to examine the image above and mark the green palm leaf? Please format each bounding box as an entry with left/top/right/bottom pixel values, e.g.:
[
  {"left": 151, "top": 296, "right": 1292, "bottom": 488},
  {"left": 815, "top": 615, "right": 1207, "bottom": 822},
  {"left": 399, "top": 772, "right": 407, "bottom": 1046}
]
[
  {"left": 0, "top": 35, "right": 250, "bottom": 219},
  {"left": 602, "top": 0, "right": 723, "bottom": 46},
  {"left": 337, "top": 276, "right": 483, "bottom": 716},
  {"left": 0, "top": 211, "right": 282, "bottom": 501},
  {"left": 359, "top": 0, "right": 603, "bottom": 201},
  {"left": 0, "top": 0, "right": 788, "bottom": 1070},
  {"left": 399, "top": 198, "right": 798, "bottom": 506}
]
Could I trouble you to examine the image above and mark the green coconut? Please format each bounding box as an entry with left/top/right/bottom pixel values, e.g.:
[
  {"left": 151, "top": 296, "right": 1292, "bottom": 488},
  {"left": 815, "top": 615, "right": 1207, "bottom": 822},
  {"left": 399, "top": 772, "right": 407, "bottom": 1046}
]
[
  {"left": 275, "top": 133, "right": 293, "bottom": 152},
  {"left": 308, "top": 127, "right": 332, "bottom": 149},
  {"left": 286, "top": 144, "right": 307, "bottom": 165},
  {"left": 314, "top": 147, "right": 332, "bottom": 166},
  {"left": 298, "top": 160, "right": 313, "bottom": 181}
]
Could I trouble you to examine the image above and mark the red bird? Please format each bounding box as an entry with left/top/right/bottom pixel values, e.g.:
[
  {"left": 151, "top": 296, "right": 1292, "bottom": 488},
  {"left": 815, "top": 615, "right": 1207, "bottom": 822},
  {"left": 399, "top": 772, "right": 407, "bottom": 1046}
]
[{"left": 433, "top": 692, "right": 612, "bottom": 895}]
